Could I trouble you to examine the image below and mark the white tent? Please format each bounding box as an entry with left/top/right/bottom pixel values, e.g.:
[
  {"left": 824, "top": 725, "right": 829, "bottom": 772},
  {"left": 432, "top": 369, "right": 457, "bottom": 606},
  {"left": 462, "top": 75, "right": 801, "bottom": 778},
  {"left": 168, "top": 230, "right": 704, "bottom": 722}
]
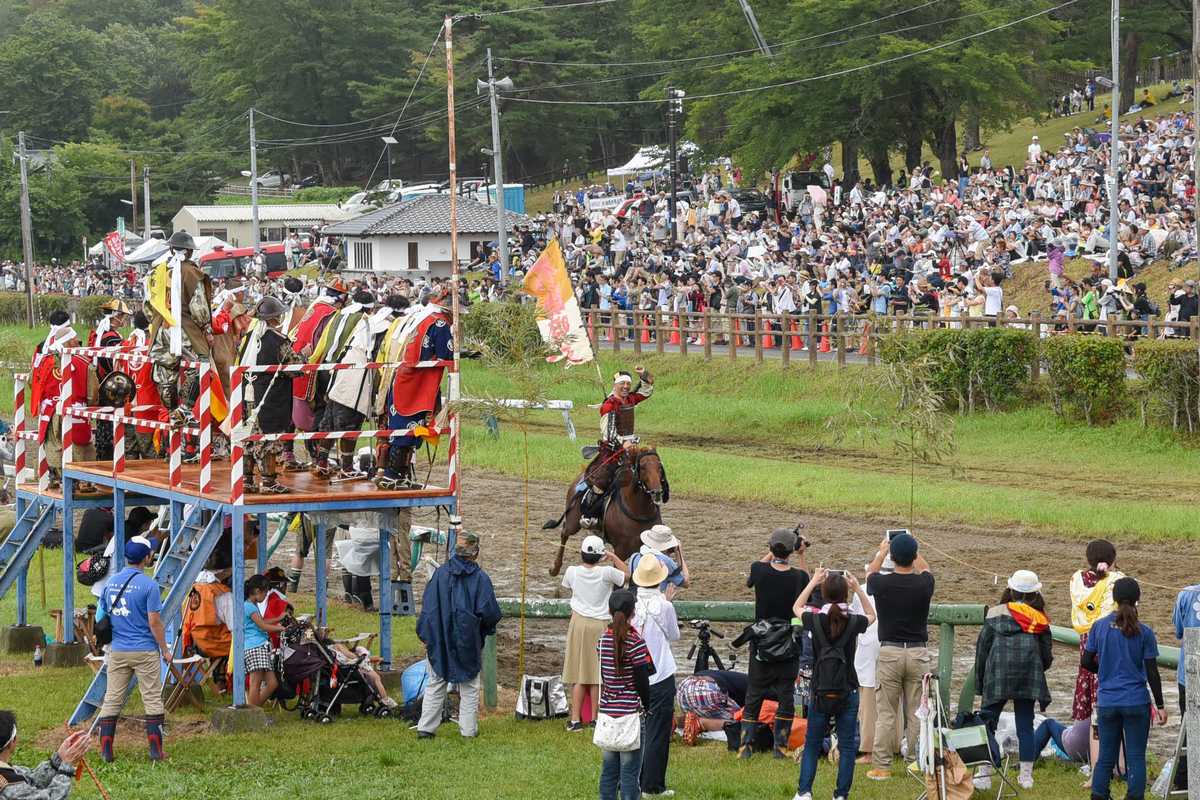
[
  {"left": 124, "top": 235, "right": 230, "bottom": 264},
  {"left": 607, "top": 142, "right": 699, "bottom": 177}
]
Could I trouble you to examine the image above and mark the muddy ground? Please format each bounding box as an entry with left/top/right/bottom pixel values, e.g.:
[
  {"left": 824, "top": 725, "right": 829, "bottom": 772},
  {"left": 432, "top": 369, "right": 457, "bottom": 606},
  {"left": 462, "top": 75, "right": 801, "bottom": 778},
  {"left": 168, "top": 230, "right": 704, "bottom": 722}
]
[
  {"left": 445, "top": 470, "right": 1196, "bottom": 752},
  {"left": 271, "top": 468, "right": 1195, "bottom": 752}
]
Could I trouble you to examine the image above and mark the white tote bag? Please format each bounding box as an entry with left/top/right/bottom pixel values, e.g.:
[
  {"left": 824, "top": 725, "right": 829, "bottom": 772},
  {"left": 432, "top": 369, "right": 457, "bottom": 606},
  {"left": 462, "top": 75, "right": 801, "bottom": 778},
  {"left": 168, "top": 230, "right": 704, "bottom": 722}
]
[{"left": 593, "top": 711, "right": 641, "bottom": 752}]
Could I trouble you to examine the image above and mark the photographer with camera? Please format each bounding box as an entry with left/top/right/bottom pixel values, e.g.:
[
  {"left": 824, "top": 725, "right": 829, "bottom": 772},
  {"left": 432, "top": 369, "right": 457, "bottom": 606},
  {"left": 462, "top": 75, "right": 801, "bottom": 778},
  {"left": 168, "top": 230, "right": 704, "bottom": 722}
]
[
  {"left": 735, "top": 527, "right": 809, "bottom": 761},
  {"left": 865, "top": 531, "right": 934, "bottom": 782}
]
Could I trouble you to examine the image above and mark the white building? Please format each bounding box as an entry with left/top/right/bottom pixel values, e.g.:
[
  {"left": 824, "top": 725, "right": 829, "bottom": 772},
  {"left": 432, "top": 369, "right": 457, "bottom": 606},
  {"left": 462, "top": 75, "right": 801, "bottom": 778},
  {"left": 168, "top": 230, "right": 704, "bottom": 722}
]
[
  {"left": 171, "top": 204, "right": 353, "bottom": 247},
  {"left": 323, "top": 194, "right": 528, "bottom": 277}
]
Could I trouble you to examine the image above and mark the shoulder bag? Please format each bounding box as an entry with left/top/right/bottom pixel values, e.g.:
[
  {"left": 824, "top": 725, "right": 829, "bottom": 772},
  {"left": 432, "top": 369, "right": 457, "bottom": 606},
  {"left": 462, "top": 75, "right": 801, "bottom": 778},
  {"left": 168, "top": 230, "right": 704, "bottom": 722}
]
[
  {"left": 94, "top": 573, "right": 138, "bottom": 647},
  {"left": 593, "top": 711, "right": 641, "bottom": 752}
]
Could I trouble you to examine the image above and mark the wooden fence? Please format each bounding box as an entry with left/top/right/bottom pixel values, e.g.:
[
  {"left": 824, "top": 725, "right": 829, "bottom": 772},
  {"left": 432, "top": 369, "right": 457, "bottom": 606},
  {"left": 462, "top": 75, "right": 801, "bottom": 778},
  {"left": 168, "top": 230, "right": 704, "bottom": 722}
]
[{"left": 583, "top": 308, "right": 1200, "bottom": 374}]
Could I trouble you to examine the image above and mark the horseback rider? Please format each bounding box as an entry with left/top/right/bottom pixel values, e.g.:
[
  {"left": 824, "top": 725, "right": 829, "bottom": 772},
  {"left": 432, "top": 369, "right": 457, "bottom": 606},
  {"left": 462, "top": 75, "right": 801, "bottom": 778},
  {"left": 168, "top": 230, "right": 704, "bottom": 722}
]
[{"left": 578, "top": 366, "right": 654, "bottom": 528}]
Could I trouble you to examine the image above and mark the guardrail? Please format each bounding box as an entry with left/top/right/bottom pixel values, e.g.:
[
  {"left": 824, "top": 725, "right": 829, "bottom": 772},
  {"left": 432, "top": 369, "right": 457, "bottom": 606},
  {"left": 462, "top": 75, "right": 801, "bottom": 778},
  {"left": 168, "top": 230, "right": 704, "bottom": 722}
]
[
  {"left": 582, "top": 308, "right": 1200, "bottom": 371},
  {"left": 480, "top": 597, "right": 1180, "bottom": 711}
]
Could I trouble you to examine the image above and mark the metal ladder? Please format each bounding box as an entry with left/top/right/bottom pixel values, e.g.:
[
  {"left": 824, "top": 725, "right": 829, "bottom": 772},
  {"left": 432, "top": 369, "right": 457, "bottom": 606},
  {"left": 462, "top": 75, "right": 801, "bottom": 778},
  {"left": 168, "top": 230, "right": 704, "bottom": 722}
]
[
  {"left": 0, "top": 500, "right": 56, "bottom": 598},
  {"left": 1163, "top": 723, "right": 1189, "bottom": 797},
  {"left": 69, "top": 506, "right": 225, "bottom": 726}
]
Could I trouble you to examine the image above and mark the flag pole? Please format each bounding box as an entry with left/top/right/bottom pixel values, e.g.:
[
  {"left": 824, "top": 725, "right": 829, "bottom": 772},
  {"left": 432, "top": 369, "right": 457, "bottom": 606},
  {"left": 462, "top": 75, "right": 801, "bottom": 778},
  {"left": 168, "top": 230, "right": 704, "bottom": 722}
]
[{"left": 444, "top": 15, "right": 463, "bottom": 512}]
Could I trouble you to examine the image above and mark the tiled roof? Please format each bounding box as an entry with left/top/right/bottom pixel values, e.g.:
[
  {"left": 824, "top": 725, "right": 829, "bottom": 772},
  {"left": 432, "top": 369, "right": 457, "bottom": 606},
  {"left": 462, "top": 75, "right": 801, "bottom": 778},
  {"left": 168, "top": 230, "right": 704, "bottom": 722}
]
[{"left": 324, "top": 193, "right": 528, "bottom": 236}]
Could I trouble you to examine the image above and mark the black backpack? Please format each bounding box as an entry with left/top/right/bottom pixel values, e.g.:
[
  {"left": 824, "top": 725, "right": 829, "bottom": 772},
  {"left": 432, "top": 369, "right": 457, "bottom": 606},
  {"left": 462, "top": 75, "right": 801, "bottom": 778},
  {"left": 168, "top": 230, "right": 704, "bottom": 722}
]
[{"left": 809, "top": 615, "right": 857, "bottom": 714}]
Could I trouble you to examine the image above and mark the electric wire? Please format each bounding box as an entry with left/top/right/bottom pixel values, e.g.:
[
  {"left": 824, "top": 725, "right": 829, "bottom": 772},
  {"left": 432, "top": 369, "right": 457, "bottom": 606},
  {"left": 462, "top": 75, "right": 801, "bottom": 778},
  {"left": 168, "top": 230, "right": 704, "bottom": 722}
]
[{"left": 501, "top": 0, "right": 1080, "bottom": 106}]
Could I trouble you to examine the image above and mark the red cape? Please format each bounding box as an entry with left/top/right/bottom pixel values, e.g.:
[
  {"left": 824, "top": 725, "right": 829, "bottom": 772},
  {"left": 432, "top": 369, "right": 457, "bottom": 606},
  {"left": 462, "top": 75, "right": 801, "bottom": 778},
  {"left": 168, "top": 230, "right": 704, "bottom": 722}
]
[
  {"left": 390, "top": 311, "right": 447, "bottom": 416},
  {"left": 291, "top": 301, "right": 337, "bottom": 399}
]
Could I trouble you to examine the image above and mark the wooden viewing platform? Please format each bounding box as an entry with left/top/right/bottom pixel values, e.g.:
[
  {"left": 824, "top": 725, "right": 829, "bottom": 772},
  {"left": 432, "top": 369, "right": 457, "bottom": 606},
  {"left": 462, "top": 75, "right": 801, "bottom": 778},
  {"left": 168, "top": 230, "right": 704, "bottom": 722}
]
[{"left": 56, "top": 459, "right": 452, "bottom": 505}]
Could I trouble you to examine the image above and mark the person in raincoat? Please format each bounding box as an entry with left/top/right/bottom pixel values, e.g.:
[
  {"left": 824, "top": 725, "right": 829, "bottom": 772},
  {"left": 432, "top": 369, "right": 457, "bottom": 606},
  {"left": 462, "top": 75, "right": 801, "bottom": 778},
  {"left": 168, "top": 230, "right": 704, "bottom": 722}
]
[{"left": 415, "top": 531, "right": 501, "bottom": 739}]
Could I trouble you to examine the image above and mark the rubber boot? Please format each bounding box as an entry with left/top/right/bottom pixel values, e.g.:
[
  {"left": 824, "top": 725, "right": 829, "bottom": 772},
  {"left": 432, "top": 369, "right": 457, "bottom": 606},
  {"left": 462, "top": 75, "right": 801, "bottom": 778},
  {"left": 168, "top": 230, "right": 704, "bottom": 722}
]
[
  {"left": 98, "top": 716, "right": 117, "bottom": 763},
  {"left": 145, "top": 714, "right": 166, "bottom": 761},
  {"left": 737, "top": 721, "right": 757, "bottom": 760},
  {"left": 772, "top": 717, "right": 792, "bottom": 759}
]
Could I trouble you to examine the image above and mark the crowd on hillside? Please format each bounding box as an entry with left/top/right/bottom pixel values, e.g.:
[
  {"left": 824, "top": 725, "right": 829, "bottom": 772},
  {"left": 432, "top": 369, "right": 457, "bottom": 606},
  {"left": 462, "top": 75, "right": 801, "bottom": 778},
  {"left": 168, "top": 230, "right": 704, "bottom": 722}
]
[{"left": 455, "top": 103, "right": 1199, "bottom": 338}]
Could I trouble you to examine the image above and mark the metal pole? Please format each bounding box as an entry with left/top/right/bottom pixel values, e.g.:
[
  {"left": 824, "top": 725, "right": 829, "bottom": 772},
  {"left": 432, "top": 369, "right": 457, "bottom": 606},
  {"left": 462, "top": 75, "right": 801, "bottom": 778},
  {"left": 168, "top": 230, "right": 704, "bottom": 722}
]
[
  {"left": 386, "top": 142, "right": 392, "bottom": 186},
  {"left": 129, "top": 159, "right": 138, "bottom": 238},
  {"left": 487, "top": 48, "right": 508, "bottom": 286},
  {"left": 250, "top": 107, "right": 259, "bottom": 253},
  {"left": 143, "top": 166, "right": 151, "bottom": 239},
  {"left": 667, "top": 87, "right": 679, "bottom": 245},
  {"left": 1107, "top": 0, "right": 1120, "bottom": 281},
  {"left": 17, "top": 131, "right": 34, "bottom": 326}
]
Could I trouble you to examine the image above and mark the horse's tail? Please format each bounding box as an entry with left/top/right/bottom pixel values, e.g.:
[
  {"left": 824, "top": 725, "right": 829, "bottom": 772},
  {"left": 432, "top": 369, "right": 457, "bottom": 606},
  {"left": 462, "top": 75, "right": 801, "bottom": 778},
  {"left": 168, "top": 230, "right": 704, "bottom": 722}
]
[{"left": 542, "top": 512, "right": 565, "bottom": 531}]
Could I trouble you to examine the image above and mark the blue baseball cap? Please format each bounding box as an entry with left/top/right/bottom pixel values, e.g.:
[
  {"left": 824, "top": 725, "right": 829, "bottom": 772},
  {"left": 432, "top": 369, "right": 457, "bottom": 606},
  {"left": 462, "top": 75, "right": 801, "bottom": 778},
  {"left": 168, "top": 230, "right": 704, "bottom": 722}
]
[{"left": 124, "top": 536, "right": 153, "bottom": 564}]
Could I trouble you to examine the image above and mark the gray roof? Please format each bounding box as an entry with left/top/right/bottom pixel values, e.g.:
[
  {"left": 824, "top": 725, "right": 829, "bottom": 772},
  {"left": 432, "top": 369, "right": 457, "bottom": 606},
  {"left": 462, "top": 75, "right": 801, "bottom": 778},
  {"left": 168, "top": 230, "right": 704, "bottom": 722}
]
[{"left": 324, "top": 193, "right": 528, "bottom": 237}]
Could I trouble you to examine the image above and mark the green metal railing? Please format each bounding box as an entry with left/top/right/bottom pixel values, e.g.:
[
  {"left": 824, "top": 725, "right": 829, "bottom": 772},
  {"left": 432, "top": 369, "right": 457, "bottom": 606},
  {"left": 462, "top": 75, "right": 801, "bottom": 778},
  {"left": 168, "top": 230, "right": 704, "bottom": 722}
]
[{"left": 481, "top": 598, "right": 1180, "bottom": 710}]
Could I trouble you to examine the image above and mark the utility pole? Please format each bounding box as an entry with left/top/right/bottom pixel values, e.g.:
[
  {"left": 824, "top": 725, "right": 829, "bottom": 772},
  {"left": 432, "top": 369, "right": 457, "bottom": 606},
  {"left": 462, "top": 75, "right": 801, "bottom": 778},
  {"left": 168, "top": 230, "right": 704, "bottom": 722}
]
[
  {"left": 736, "top": 0, "right": 773, "bottom": 57},
  {"left": 1193, "top": 0, "right": 1199, "bottom": 284},
  {"left": 666, "top": 87, "right": 684, "bottom": 245},
  {"left": 478, "top": 48, "right": 514, "bottom": 285},
  {"left": 129, "top": 159, "right": 138, "bottom": 239},
  {"left": 1106, "top": 0, "right": 1120, "bottom": 281},
  {"left": 17, "top": 131, "right": 34, "bottom": 326},
  {"left": 250, "top": 107, "right": 259, "bottom": 253},
  {"left": 143, "top": 166, "right": 151, "bottom": 239}
]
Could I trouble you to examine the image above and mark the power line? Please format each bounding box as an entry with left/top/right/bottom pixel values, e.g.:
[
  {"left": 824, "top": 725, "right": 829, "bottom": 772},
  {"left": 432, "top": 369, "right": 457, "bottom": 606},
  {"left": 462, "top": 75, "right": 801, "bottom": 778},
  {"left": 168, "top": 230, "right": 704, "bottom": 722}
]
[
  {"left": 454, "top": 0, "right": 621, "bottom": 20},
  {"left": 502, "top": 0, "right": 1079, "bottom": 107},
  {"left": 361, "top": 26, "right": 447, "bottom": 191},
  {"left": 494, "top": 0, "right": 945, "bottom": 67}
]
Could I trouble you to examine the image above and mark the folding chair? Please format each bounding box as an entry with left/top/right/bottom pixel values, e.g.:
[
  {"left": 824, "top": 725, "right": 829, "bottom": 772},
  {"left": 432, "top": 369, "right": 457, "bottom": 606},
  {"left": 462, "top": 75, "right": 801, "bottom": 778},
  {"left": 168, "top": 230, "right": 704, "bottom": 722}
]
[
  {"left": 943, "top": 724, "right": 1020, "bottom": 800},
  {"left": 164, "top": 655, "right": 209, "bottom": 713}
]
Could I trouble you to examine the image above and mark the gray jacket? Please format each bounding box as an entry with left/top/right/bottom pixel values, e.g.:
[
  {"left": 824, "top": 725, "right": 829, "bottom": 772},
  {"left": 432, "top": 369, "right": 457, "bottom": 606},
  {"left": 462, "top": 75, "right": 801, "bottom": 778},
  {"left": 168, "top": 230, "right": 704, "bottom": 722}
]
[{"left": 0, "top": 755, "right": 76, "bottom": 800}]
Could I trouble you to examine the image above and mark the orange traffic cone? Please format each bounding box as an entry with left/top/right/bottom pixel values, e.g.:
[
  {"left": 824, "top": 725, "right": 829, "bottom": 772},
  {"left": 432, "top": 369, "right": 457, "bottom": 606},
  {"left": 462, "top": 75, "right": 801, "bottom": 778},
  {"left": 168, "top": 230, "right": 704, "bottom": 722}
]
[
  {"left": 763, "top": 324, "right": 776, "bottom": 349},
  {"left": 640, "top": 323, "right": 651, "bottom": 344},
  {"left": 669, "top": 317, "right": 681, "bottom": 345},
  {"left": 790, "top": 321, "right": 803, "bottom": 351},
  {"left": 819, "top": 322, "right": 831, "bottom": 353},
  {"left": 858, "top": 322, "right": 872, "bottom": 355}
]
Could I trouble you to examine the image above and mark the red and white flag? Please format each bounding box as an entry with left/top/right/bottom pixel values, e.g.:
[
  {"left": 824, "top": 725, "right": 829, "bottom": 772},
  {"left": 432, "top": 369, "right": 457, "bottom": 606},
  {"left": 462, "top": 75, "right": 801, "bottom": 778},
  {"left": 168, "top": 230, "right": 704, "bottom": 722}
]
[{"left": 103, "top": 231, "right": 125, "bottom": 263}]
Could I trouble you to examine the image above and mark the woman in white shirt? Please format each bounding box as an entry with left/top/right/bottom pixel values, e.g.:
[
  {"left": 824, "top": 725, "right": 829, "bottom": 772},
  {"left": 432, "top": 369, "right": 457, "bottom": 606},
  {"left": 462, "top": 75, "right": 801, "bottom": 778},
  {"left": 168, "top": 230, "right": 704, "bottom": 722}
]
[{"left": 561, "top": 535, "right": 628, "bottom": 732}]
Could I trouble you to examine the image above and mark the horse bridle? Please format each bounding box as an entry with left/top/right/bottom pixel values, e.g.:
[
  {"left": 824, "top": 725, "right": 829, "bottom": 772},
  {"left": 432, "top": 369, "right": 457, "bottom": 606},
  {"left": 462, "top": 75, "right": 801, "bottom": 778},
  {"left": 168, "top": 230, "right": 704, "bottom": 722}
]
[{"left": 618, "top": 451, "right": 666, "bottom": 504}]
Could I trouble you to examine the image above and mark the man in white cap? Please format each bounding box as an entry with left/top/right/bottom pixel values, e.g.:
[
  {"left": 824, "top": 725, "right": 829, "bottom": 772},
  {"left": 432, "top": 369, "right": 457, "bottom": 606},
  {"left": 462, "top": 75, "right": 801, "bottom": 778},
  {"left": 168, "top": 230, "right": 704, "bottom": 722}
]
[
  {"left": 578, "top": 366, "right": 655, "bottom": 528},
  {"left": 628, "top": 524, "right": 689, "bottom": 598}
]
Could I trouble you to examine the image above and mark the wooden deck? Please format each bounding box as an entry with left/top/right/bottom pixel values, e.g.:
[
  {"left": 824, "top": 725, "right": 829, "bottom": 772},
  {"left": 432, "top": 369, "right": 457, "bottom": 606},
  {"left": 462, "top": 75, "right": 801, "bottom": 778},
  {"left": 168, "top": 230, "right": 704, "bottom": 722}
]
[{"left": 58, "top": 460, "right": 452, "bottom": 505}]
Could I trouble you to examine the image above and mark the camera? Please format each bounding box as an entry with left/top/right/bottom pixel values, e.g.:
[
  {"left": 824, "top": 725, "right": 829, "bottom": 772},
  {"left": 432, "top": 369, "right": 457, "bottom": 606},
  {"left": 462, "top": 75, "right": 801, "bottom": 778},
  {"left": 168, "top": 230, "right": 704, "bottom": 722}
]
[
  {"left": 790, "top": 521, "right": 809, "bottom": 552},
  {"left": 886, "top": 528, "right": 910, "bottom": 541}
]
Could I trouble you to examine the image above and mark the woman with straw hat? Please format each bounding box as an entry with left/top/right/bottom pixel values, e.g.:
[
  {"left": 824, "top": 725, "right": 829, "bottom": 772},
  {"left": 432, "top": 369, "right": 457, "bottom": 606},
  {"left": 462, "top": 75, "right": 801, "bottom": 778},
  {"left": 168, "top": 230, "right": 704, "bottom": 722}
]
[{"left": 631, "top": 554, "right": 679, "bottom": 798}]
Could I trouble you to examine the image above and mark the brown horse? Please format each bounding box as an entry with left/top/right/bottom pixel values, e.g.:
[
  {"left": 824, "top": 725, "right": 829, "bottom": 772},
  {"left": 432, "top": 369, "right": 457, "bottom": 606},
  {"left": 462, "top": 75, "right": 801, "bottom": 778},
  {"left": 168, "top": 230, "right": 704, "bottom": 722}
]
[{"left": 545, "top": 447, "right": 669, "bottom": 576}]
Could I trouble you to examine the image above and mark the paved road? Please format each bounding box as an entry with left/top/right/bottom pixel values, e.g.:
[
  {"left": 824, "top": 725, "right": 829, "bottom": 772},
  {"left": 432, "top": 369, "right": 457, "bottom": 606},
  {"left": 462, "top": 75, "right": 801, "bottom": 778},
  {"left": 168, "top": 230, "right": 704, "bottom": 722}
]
[{"left": 591, "top": 334, "right": 873, "bottom": 365}]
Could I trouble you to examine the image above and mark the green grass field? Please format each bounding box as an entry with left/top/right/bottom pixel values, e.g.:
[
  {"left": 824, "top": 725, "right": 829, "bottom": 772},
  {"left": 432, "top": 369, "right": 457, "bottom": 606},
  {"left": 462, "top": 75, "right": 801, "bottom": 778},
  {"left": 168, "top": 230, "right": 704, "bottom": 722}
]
[{"left": 462, "top": 353, "right": 1198, "bottom": 541}]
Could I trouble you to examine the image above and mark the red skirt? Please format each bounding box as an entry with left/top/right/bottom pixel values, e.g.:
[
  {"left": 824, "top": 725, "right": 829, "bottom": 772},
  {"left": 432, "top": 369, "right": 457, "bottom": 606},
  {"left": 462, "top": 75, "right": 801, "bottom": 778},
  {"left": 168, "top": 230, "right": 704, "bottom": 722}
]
[{"left": 1071, "top": 634, "right": 1098, "bottom": 721}]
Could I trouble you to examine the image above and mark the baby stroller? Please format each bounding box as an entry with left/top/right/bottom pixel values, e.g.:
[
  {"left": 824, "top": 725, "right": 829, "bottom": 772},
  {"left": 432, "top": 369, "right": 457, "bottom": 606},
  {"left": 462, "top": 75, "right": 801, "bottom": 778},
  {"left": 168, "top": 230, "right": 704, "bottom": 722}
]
[{"left": 278, "top": 618, "right": 392, "bottom": 723}]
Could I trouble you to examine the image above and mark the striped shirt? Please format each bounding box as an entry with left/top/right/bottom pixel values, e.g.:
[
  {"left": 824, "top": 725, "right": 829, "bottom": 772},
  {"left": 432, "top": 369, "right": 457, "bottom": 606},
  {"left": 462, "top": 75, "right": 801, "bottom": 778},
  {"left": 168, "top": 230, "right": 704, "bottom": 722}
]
[{"left": 597, "top": 627, "right": 653, "bottom": 717}]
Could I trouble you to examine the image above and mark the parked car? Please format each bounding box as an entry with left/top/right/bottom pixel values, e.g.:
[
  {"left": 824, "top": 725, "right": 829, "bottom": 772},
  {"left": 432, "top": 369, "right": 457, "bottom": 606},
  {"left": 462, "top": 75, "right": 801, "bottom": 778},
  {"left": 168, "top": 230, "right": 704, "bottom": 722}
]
[
  {"left": 255, "top": 170, "right": 290, "bottom": 188},
  {"left": 730, "top": 188, "right": 769, "bottom": 214},
  {"left": 296, "top": 174, "right": 322, "bottom": 188}
]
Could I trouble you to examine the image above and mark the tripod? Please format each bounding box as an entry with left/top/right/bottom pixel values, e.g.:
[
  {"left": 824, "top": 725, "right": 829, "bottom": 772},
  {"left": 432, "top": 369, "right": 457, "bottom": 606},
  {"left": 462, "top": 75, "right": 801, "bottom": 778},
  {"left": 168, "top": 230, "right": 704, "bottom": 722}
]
[{"left": 687, "top": 620, "right": 733, "bottom": 673}]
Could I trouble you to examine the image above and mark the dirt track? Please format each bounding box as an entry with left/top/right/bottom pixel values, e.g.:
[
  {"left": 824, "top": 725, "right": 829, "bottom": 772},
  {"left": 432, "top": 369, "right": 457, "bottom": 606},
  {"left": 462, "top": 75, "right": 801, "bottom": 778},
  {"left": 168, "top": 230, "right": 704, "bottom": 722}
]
[{"left": 451, "top": 469, "right": 1196, "bottom": 749}]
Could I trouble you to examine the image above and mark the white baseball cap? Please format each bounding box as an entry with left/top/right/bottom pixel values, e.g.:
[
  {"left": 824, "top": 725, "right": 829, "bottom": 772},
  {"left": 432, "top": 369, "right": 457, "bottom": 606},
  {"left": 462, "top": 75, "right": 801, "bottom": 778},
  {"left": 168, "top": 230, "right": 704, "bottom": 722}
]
[
  {"left": 581, "top": 535, "right": 606, "bottom": 555},
  {"left": 1007, "top": 569, "right": 1043, "bottom": 594}
]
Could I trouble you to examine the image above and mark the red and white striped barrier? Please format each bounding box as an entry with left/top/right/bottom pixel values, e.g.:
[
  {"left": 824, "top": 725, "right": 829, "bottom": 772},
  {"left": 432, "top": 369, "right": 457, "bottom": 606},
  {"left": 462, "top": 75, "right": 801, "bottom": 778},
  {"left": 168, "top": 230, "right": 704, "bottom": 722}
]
[
  {"left": 237, "top": 359, "right": 453, "bottom": 375},
  {"left": 230, "top": 366, "right": 246, "bottom": 505},
  {"left": 66, "top": 407, "right": 199, "bottom": 437},
  {"left": 198, "top": 364, "right": 212, "bottom": 494},
  {"left": 238, "top": 426, "right": 448, "bottom": 443},
  {"left": 13, "top": 373, "right": 27, "bottom": 480},
  {"left": 59, "top": 345, "right": 205, "bottom": 371},
  {"left": 112, "top": 418, "right": 125, "bottom": 478}
]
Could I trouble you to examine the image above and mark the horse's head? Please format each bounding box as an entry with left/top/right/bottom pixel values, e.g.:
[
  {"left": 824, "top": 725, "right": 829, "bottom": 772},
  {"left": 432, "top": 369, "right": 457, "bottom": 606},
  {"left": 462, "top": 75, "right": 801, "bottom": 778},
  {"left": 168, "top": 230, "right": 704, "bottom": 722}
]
[{"left": 631, "top": 447, "right": 668, "bottom": 505}]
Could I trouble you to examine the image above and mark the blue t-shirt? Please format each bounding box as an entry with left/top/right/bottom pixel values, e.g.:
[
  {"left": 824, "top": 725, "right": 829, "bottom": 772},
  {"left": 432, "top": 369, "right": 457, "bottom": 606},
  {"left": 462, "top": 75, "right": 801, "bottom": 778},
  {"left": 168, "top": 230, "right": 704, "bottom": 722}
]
[
  {"left": 100, "top": 567, "right": 163, "bottom": 652},
  {"left": 1085, "top": 612, "right": 1159, "bottom": 707},
  {"left": 629, "top": 551, "right": 684, "bottom": 592},
  {"left": 243, "top": 600, "right": 270, "bottom": 651},
  {"left": 1172, "top": 585, "right": 1200, "bottom": 686}
]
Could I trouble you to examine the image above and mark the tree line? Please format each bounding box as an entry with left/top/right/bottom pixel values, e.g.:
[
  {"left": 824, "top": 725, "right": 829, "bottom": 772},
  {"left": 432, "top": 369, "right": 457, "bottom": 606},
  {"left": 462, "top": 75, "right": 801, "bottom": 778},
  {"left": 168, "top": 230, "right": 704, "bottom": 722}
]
[{"left": 0, "top": 0, "right": 1185, "bottom": 258}]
